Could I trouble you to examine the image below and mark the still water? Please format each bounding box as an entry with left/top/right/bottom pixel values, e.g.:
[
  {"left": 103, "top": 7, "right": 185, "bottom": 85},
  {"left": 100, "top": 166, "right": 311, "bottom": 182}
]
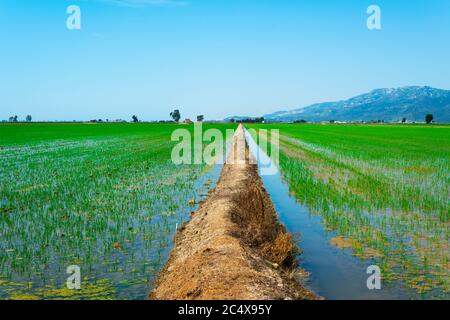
[{"left": 244, "top": 129, "right": 410, "bottom": 300}]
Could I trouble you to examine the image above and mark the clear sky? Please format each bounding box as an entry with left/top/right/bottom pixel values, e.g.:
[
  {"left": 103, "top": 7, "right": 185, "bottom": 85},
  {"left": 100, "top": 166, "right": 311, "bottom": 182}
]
[{"left": 1, "top": 0, "right": 449, "bottom": 121}]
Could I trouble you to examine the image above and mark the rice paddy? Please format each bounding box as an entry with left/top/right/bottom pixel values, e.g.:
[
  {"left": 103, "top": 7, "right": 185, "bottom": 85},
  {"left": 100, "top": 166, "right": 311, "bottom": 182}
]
[
  {"left": 0, "top": 123, "right": 235, "bottom": 300},
  {"left": 247, "top": 124, "right": 449, "bottom": 299},
  {"left": 1, "top": 122, "right": 448, "bottom": 299}
]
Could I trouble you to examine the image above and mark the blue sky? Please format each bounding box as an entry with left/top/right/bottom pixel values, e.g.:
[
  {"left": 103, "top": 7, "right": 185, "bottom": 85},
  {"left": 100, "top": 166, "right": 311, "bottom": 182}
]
[{"left": 1, "top": 0, "right": 449, "bottom": 121}]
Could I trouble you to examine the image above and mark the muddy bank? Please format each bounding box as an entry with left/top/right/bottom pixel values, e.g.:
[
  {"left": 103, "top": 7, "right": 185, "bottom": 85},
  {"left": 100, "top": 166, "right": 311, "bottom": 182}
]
[{"left": 150, "top": 125, "right": 317, "bottom": 300}]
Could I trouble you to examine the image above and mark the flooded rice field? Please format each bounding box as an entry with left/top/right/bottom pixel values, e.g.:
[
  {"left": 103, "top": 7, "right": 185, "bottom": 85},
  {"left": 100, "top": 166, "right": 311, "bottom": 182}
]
[
  {"left": 0, "top": 123, "right": 229, "bottom": 299},
  {"left": 245, "top": 125, "right": 449, "bottom": 299}
]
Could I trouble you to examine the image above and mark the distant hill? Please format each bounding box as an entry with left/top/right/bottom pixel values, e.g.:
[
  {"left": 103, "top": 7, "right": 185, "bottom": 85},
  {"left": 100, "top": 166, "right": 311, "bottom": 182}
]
[{"left": 238, "top": 86, "right": 450, "bottom": 123}]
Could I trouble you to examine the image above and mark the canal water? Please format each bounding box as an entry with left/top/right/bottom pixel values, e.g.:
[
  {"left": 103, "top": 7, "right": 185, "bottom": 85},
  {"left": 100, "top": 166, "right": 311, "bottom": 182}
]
[{"left": 244, "top": 129, "right": 409, "bottom": 300}]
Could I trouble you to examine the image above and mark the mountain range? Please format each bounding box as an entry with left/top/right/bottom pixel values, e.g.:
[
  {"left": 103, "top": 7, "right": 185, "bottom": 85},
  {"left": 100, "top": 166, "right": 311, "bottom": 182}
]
[{"left": 227, "top": 86, "right": 450, "bottom": 123}]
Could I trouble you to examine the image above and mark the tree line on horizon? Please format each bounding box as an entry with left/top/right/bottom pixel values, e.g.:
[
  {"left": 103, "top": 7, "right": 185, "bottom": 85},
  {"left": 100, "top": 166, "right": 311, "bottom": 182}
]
[{"left": 3, "top": 113, "right": 436, "bottom": 124}]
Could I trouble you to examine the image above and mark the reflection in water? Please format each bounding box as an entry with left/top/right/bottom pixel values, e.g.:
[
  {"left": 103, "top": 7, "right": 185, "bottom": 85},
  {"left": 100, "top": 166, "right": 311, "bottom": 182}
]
[
  {"left": 245, "top": 129, "right": 414, "bottom": 299},
  {"left": 0, "top": 136, "right": 223, "bottom": 300}
]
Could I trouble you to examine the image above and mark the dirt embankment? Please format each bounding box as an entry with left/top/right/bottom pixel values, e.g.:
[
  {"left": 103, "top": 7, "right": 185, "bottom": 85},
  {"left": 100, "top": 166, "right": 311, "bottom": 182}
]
[{"left": 150, "top": 125, "right": 317, "bottom": 300}]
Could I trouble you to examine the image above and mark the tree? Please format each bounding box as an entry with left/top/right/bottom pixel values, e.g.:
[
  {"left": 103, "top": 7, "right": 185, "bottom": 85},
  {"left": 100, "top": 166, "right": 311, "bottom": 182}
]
[
  {"left": 170, "top": 110, "right": 181, "bottom": 122},
  {"left": 425, "top": 114, "right": 433, "bottom": 124},
  {"left": 237, "top": 117, "right": 265, "bottom": 124},
  {"left": 26, "top": 115, "right": 32, "bottom": 122},
  {"left": 401, "top": 117, "right": 406, "bottom": 123},
  {"left": 132, "top": 115, "right": 139, "bottom": 123},
  {"left": 9, "top": 115, "right": 18, "bottom": 122},
  {"left": 196, "top": 115, "right": 204, "bottom": 122}
]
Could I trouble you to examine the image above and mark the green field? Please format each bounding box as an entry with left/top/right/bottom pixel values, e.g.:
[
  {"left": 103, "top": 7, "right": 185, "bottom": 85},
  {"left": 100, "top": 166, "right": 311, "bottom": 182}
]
[
  {"left": 1, "top": 123, "right": 448, "bottom": 299},
  {"left": 0, "top": 123, "right": 235, "bottom": 299},
  {"left": 248, "top": 124, "right": 449, "bottom": 297}
]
